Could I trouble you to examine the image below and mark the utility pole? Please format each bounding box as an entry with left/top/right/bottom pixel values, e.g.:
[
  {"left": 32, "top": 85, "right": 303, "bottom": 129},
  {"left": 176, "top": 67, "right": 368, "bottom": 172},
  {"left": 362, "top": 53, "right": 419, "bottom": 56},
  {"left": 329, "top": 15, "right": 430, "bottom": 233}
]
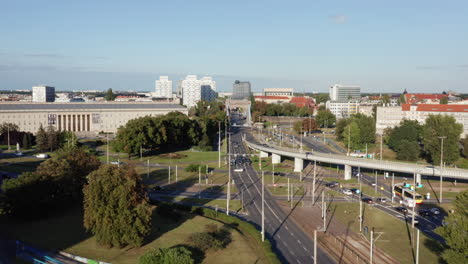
[
  {"left": 416, "top": 229, "right": 420, "bottom": 264},
  {"left": 359, "top": 198, "right": 363, "bottom": 232},
  {"left": 227, "top": 131, "right": 231, "bottom": 216},
  {"left": 140, "top": 145, "right": 142, "bottom": 161},
  {"left": 412, "top": 201, "right": 416, "bottom": 229},
  {"left": 175, "top": 165, "right": 178, "bottom": 183},
  {"left": 321, "top": 190, "right": 325, "bottom": 218},
  {"left": 272, "top": 162, "right": 275, "bottom": 185},
  {"left": 198, "top": 166, "right": 201, "bottom": 184},
  {"left": 323, "top": 194, "right": 327, "bottom": 231},
  {"left": 312, "top": 160, "right": 316, "bottom": 205},
  {"left": 438, "top": 136, "right": 446, "bottom": 204},
  {"left": 261, "top": 170, "right": 265, "bottom": 241},
  {"left": 370, "top": 230, "right": 374, "bottom": 264},
  {"left": 391, "top": 173, "right": 395, "bottom": 203},
  {"left": 347, "top": 125, "right": 351, "bottom": 156},
  {"left": 375, "top": 171, "right": 377, "bottom": 193},
  {"left": 300, "top": 127, "right": 303, "bottom": 152},
  {"left": 314, "top": 229, "right": 317, "bottom": 264},
  {"left": 287, "top": 178, "right": 290, "bottom": 201},
  {"left": 218, "top": 121, "right": 221, "bottom": 168}
]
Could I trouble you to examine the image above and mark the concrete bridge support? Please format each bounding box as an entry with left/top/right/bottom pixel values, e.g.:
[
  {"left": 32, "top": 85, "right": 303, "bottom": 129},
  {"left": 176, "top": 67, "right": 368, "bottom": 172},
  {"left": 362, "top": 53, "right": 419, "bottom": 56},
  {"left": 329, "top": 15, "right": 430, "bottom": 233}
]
[
  {"left": 416, "top": 173, "right": 421, "bottom": 185},
  {"left": 260, "top": 151, "right": 269, "bottom": 158},
  {"left": 272, "top": 153, "right": 281, "bottom": 164},
  {"left": 344, "top": 165, "right": 352, "bottom": 180},
  {"left": 294, "top": 157, "right": 304, "bottom": 172}
]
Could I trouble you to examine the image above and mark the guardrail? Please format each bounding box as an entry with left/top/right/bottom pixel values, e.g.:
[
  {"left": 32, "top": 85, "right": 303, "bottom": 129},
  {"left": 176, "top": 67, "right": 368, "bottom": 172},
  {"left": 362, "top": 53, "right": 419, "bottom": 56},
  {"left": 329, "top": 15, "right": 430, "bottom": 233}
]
[{"left": 245, "top": 139, "right": 468, "bottom": 179}]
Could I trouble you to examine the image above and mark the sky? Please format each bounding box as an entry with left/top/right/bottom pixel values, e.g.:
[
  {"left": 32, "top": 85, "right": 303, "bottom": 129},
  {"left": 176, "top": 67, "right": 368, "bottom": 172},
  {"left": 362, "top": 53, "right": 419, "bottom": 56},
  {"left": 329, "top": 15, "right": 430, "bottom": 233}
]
[{"left": 1, "top": 0, "right": 467, "bottom": 93}]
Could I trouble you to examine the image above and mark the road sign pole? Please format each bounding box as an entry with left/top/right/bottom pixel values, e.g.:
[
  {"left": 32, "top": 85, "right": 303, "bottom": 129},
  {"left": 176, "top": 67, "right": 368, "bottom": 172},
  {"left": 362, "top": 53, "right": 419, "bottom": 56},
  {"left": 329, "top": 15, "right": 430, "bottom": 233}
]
[
  {"left": 262, "top": 170, "right": 265, "bottom": 241},
  {"left": 314, "top": 230, "right": 317, "bottom": 264},
  {"left": 360, "top": 198, "right": 363, "bottom": 232}
]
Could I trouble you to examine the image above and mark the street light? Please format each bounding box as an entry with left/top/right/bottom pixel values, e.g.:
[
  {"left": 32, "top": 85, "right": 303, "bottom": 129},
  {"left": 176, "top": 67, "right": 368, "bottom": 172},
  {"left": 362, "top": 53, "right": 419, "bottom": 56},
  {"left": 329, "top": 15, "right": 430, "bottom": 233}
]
[{"left": 438, "top": 136, "right": 446, "bottom": 203}]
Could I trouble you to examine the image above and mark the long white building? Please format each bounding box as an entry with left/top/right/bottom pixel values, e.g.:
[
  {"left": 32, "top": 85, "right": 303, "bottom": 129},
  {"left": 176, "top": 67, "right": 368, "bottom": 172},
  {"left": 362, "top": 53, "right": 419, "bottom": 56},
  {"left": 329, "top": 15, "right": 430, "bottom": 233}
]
[
  {"left": 326, "top": 100, "right": 360, "bottom": 119},
  {"left": 329, "top": 84, "right": 360, "bottom": 101},
  {"left": 155, "top": 76, "right": 173, "bottom": 98},
  {"left": 376, "top": 104, "right": 468, "bottom": 137},
  {"left": 181, "top": 75, "right": 217, "bottom": 108},
  {"left": 0, "top": 102, "right": 188, "bottom": 135}
]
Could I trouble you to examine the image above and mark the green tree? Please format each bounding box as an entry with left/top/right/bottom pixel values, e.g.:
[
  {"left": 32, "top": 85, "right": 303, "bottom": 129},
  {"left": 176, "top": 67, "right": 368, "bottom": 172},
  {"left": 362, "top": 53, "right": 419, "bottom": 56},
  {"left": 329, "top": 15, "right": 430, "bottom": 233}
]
[
  {"left": 388, "top": 120, "right": 422, "bottom": 151},
  {"left": 315, "top": 109, "right": 336, "bottom": 128},
  {"left": 0, "top": 122, "right": 19, "bottom": 135},
  {"left": 343, "top": 122, "right": 361, "bottom": 151},
  {"left": 435, "top": 190, "right": 468, "bottom": 263},
  {"left": 396, "top": 140, "right": 420, "bottom": 161},
  {"left": 139, "top": 247, "right": 194, "bottom": 264},
  {"left": 440, "top": 96, "right": 449, "bottom": 104},
  {"left": 22, "top": 134, "right": 31, "bottom": 149},
  {"left": 353, "top": 114, "right": 376, "bottom": 144},
  {"left": 422, "top": 115, "right": 463, "bottom": 164},
  {"left": 83, "top": 165, "right": 152, "bottom": 247},
  {"left": 105, "top": 88, "right": 116, "bottom": 101},
  {"left": 398, "top": 94, "right": 406, "bottom": 105},
  {"left": 464, "top": 136, "right": 468, "bottom": 158},
  {"left": 46, "top": 126, "right": 59, "bottom": 151},
  {"left": 36, "top": 124, "right": 48, "bottom": 152},
  {"left": 314, "top": 94, "right": 330, "bottom": 104},
  {"left": 335, "top": 119, "right": 351, "bottom": 141}
]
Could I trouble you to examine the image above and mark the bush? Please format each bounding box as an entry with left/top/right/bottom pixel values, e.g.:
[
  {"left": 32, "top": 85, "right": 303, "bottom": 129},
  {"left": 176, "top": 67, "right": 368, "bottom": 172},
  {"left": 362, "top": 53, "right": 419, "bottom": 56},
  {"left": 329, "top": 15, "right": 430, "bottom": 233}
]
[
  {"left": 185, "top": 164, "right": 208, "bottom": 173},
  {"left": 187, "top": 225, "right": 232, "bottom": 251},
  {"left": 396, "top": 140, "right": 420, "bottom": 161},
  {"left": 139, "top": 246, "right": 194, "bottom": 264}
]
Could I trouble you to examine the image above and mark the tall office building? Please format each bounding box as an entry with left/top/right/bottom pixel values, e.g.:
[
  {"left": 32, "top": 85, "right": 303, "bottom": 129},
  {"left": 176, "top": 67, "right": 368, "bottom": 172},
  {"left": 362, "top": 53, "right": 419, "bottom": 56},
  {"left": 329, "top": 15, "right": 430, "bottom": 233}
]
[
  {"left": 181, "top": 75, "right": 217, "bottom": 108},
  {"left": 32, "top": 85, "right": 55, "bottom": 102},
  {"left": 155, "top": 76, "right": 173, "bottom": 98},
  {"left": 329, "top": 84, "right": 361, "bottom": 101},
  {"left": 232, "top": 80, "right": 251, "bottom": 99}
]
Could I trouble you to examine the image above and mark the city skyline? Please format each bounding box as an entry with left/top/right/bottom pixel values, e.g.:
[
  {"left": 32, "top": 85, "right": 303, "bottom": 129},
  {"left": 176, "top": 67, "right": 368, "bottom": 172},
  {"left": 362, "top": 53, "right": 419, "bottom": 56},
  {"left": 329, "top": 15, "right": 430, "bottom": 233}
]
[{"left": 1, "top": 1, "right": 467, "bottom": 93}]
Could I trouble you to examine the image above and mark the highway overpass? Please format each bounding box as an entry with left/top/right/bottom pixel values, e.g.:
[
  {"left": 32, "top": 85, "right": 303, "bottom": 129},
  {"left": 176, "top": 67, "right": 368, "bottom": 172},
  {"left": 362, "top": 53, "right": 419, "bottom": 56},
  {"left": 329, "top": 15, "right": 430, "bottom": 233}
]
[{"left": 244, "top": 138, "right": 468, "bottom": 180}]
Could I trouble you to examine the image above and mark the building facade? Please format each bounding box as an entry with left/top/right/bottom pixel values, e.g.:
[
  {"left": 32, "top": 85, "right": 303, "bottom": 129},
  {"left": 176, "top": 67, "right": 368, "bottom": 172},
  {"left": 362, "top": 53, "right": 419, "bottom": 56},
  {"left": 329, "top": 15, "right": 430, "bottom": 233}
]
[
  {"left": 263, "top": 88, "right": 294, "bottom": 97},
  {"left": 376, "top": 104, "right": 468, "bottom": 137},
  {"left": 32, "top": 86, "right": 55, "bottom": 102},
  {"left": 155, "top": 76, "right": 173, "bottom": 98},
  {"left": 329, "top": 84, "right": 360, "bottom": 101},
  {"left": 232, "top": 80, "right": 251, "bottom": 99},
  {"left": 326, "top": 100, "right": 360, "bottom": 119},
  {"left": 181, "top": 75, "right": 216, "bottom": 108},
  {"left": 0, "top": 102, "right": 188, "bottom": 135}
]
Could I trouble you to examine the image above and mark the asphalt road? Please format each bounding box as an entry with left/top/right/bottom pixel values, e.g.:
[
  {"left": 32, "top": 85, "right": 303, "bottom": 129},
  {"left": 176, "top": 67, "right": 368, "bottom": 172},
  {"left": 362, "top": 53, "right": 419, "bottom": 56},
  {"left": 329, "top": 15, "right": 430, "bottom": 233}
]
[{"left": 230, "top": 126, "right": 335, "bottom": 264}]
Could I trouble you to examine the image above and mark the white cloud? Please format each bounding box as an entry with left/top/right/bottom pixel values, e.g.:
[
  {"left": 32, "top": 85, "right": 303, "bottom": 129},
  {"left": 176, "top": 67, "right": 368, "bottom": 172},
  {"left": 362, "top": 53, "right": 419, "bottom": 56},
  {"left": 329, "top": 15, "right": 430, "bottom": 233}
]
[{"left": 329, "top": 14, "right": 347, "bottom": 24}]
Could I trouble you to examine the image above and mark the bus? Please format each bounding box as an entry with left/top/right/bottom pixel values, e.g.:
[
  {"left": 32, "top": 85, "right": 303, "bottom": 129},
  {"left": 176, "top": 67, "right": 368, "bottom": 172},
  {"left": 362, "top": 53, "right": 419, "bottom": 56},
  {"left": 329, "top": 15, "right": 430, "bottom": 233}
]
[{"left": 393, "top": 184, "right": 424, "bottom": 205}]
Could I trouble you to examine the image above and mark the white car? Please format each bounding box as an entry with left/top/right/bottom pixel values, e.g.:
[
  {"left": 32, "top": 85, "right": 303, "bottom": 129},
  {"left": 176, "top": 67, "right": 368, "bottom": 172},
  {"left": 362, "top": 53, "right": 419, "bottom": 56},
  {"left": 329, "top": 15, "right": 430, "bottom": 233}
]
[
  {"left": 35, "top": 153, "right": 49, "bottom": 159},
  {"left": 234, "top": 168, "right": 244, "bottom": 172},
  {"left": 110, "top": 161, "right": 123, "bottom": 165},
  {"left": 14, "top": 152, "right": 24, "bottom": 156},
  {"left": 343, "top": 189, "right": 353, "bottom": 195}
]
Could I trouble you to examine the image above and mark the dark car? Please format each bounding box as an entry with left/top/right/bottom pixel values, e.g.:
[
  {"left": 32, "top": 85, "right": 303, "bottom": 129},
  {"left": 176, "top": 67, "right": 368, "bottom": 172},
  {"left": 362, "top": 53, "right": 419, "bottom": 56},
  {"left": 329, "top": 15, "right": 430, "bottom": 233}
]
[
  {"left": 152, "top": 185, "right": 164, "bottom": 191},
  {"left": 419, "top": 209, "right": 431, "bottom": 217},
  {"left": 325, "top": 181, "right": 339, "bottom": 188},
  {"left": 395, "top": 207, "right": 408, "bottom": 213},
  {"left": 362, "top": 198, "right": 373, "bottom": 204}
]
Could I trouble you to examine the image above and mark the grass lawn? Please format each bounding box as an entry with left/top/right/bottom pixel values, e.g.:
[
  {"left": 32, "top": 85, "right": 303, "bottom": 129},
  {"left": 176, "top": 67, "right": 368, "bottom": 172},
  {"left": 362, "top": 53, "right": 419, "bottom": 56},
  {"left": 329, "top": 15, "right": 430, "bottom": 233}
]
[
  {"left": 169, "top": 197, "right": 243, "bottom": 213},
  {"left": 330, "top": 203, "right": 441, "bottom": 264},
  {"left": 0, "top": 207, "right": 267, "bottom": 264},
  {"left": 0, "top": 156, "right": 44, "bottom": 174}
]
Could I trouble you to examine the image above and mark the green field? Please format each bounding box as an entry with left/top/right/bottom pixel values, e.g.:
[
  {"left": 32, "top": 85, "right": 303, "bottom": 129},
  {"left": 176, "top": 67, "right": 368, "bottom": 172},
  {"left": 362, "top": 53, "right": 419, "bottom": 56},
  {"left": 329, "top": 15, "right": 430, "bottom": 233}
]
[
  {"left": 0, "top": 207, "right": 268, "bottom": 264},
  {"left": 331, "top": 203, "right": 441, "bottom": 264},
  {"left": 0, "top": 155, "right": 44, "bottom": 174}
]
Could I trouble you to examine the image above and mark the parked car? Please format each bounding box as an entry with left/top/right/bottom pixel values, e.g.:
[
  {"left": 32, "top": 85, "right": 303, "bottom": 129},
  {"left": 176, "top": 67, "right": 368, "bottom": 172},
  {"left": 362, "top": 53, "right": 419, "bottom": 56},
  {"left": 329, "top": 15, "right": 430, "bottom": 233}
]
[
  {"left": 376, "top": 197, "right": 387, "bottom": 203},
  {"left": 14, "top": 152, "right": 24, "bottom": 156},
  {"left": 419, "top": 209, "right": 431, "bottom": 217},
  {"left": 234, "top": 168, "right": 244, "bottom": 172},
  {"left": 362, "top": 198, "right": 374, "bottom": 204},
  {"left": 430, "top": 208, "right": 441, "bottom": 215},
  {"left": 395, "top": 207, "right": 408, "bottom": 213},
  {"left": 35, "top": 153, "right": 49, "bottom": 159},
  {"left": 343, "top": 189, "right": 353, "bottom": 195},
  {"left": 110, "top": 160, "right": 123, "bottom": 165}
]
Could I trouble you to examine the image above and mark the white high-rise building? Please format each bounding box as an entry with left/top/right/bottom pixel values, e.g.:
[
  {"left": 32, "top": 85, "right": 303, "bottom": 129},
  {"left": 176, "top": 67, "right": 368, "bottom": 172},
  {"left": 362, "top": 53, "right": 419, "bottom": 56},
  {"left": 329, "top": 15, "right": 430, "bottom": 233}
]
[
  {"left": 32, "top": 85, "right": 55, "bottom": 102},
  {"left": 181, "top": 75, "right": 217, "bottom": 108},
  {"left": 155, "top": 76, "right": 173, "bottom": 98},
  {"left": 329, "top": 84, "right": 361, "bottom": 101}
]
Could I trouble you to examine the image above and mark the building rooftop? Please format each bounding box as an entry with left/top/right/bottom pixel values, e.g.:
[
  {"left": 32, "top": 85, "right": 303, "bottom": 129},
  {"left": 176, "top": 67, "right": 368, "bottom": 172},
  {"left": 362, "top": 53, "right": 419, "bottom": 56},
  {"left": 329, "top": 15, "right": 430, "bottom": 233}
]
[
  {"left": 0, "top": 102, "right": 187, "bottom": 111},
  {"left": 402, "top": 104, "right": 468, "bottom": 112}
]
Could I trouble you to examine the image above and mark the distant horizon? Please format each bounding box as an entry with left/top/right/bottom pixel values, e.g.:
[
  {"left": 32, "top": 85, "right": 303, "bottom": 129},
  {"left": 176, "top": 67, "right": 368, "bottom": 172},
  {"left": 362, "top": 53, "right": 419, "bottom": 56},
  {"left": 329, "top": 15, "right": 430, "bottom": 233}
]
[{"left": 1, "top": 1, "right": 467, "bottom": 93}]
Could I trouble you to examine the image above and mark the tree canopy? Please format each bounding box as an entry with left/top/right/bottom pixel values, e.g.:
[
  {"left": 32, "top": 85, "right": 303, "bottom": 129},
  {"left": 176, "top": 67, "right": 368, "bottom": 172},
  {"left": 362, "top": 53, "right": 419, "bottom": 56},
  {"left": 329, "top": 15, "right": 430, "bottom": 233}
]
[
  {"left": 435, "top": 190, "right": 468, "bottom": 263},
  {"left": 105, "top": 88, "right": 116, "bottom": 101},
  {"left": 315, "top": 109, "right": 336, "bottom": 128},
  {"left": 293, "top": 118, "right": 318, "bottom": 134},
  {"left": 386, "top": 120, "right": 423, "bottom": 161},
  {"left": 335, "top": 114, "right": 376, "bottom": 150},
  {"left": 83, "top": 165, "right": 152, "bottom": 247},
  {"left": 139, "top": 247, "right": 194, "bottom": 264},
  {"left": 422, "top": 115, "right": 463, "bottom": 164}
]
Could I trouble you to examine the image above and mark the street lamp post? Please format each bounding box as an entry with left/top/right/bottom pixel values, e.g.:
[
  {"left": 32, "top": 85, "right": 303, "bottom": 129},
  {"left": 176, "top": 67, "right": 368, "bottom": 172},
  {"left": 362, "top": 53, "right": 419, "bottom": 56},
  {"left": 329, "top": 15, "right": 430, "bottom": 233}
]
[
  {"left": 347, "top": 125, "right": 351, "bottom": 156},
  {"left": 218, "top": 121, "right": 221, "bottom": 168},
  {"left": 438, "top": 136, "right": 446, "bottom": 203}
]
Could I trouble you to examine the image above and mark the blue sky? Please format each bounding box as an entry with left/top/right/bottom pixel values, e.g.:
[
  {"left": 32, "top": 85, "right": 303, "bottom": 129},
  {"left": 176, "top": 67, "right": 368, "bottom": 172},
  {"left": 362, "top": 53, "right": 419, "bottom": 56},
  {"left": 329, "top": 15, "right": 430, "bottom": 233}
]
[{"left": 1, "top": 0, "right": 467, "bottom": 93}]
